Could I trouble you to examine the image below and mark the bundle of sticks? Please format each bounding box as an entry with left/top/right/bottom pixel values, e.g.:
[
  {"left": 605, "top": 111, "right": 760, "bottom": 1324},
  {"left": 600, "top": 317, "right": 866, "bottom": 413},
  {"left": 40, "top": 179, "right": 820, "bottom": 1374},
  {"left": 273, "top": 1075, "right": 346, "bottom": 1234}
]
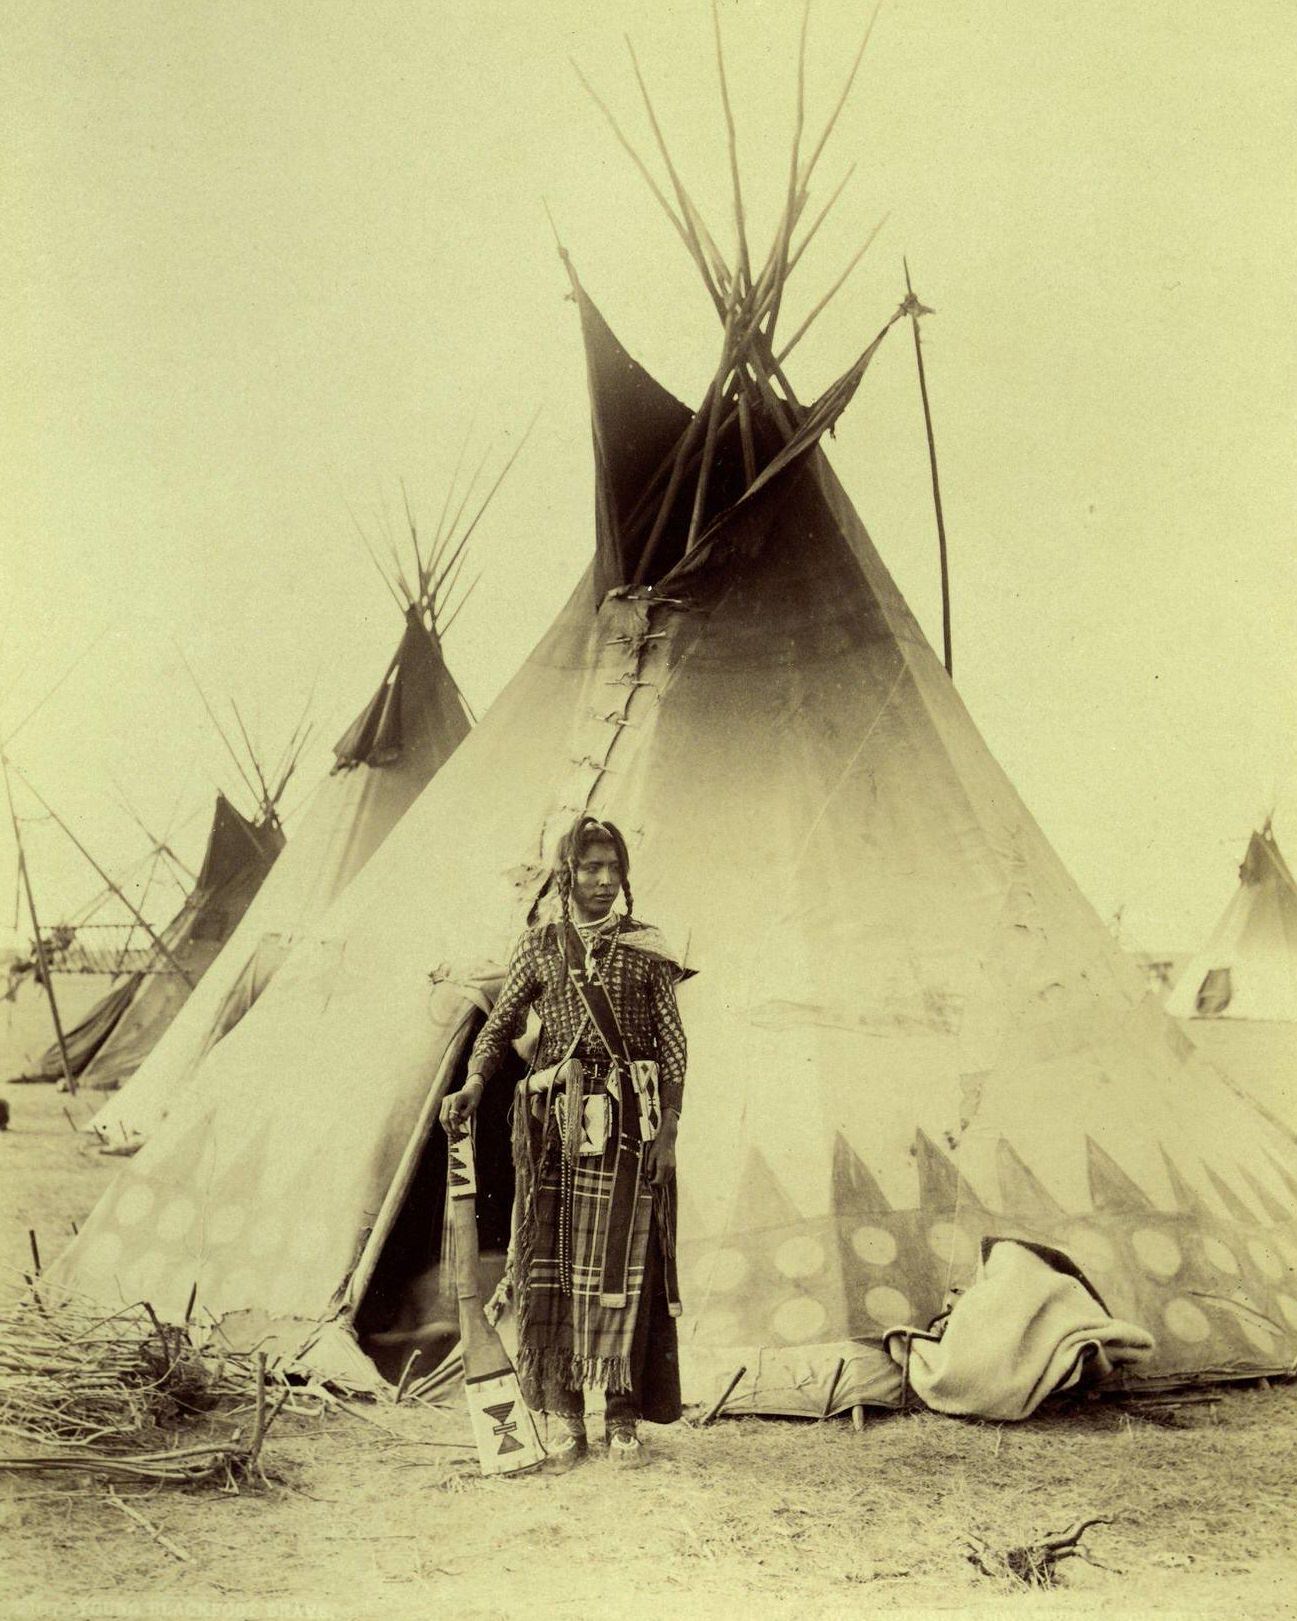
[{"left": 0, "top": 1295, "right": 287, "bottom": 1486}]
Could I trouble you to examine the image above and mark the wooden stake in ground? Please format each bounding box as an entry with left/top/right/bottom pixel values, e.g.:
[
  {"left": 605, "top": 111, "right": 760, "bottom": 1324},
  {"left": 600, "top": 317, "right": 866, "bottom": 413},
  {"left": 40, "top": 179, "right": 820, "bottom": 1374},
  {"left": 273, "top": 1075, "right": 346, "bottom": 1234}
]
[
  {"left": 446, "top": 1127, "right": 544, "bottom": 1477},
  {"left": 698, "top": 1365, "right": 747, "bottom": 1427}
]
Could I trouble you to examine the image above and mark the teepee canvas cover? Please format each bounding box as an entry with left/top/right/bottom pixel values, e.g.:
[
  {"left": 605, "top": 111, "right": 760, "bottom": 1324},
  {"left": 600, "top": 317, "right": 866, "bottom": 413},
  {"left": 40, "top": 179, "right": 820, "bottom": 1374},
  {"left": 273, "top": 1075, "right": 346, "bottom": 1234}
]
[
  {"left": 2, "top": 967, "right": 126, "bottom": 1081},
  {"left": 37, "top": 796, "right": 284, "bottom": 1091},
  {"left": 1166, "top": 827, "right": 1297, "bottom": 1024},
  {"left": 51, "top": 276, "right": 1297, "bottom": 1410},
  {"left": 90, "top": 604, "right": 471, "bottom": 1143}
]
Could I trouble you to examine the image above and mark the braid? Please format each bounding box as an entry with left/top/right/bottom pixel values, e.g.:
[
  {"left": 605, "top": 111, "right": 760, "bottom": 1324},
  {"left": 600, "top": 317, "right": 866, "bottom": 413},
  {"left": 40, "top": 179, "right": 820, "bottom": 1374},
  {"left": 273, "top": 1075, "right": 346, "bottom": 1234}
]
[
  {"left": 555, "top": 864, "right": 574, "bottom": 988},
  {"left": 621, "top": 875, "right": 634, "bottom": 919}
]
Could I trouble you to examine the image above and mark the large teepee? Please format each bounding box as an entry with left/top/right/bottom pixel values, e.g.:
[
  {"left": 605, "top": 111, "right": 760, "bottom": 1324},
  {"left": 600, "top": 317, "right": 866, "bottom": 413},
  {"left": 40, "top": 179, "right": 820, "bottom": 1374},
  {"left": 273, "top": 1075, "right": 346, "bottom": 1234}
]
[
  {"left": 52, "top": 38, "right": 1297, "bottom": 1414},
  {"left": 1166, "top": 825, "right": 1297, "bottom": 1024},
  {"left": 88, "top": 483, "right": 496, "bottom": 1146}
]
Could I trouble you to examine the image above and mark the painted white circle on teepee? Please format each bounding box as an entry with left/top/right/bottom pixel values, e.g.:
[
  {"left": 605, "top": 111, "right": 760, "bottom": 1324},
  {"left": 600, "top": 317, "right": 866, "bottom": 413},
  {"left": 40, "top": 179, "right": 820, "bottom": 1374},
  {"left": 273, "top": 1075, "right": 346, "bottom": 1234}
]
[
  {"left": 864, "top": 1285, "right": 911, "bottom": 1326},
  {"left": 850, "top": 1226, "right": 898, "bottom": 1267},
  {"left": 1162, "top": 1299, "right": 1210, "bottom": 1343},
  {"left": 773, "top": 1236, "right": 825, "bottom": 1280},
  {"left": 113, "top": 1182, "right": 155, "bottom": 1228},
  {"left": 207, "top": 1204, "right": 245, "bottom": 1246},
  {"left": 1131, "top": 1229, "right": 1182, "bottom": 1278},
  {"left": 1063, "top": 1228, "right": 1117, "bottom": 1278},
  {"left": 1247, "top": 1238, "right": 1287, "bottom": 1281},
  {"left": 156, "top": 1198, "right": 197, "bottom": 1243},
  {"left": 1202, "top": 1237, "right": 1241, "bottom": 1275},
  {"left": 769, "top": 1295, "right": 827, "bottom": 1342},
  {"left": 700, "top": 1248, "right": 749, "bottom": 1292}
]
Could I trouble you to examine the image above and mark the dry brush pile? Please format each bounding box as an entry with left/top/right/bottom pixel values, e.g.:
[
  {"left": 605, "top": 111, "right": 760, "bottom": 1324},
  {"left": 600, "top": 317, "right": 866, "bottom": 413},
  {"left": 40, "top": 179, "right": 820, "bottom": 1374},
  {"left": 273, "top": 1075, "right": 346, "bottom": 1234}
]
[{"left": 0, "top": 1289, "right": 290, "bottom": 1488}]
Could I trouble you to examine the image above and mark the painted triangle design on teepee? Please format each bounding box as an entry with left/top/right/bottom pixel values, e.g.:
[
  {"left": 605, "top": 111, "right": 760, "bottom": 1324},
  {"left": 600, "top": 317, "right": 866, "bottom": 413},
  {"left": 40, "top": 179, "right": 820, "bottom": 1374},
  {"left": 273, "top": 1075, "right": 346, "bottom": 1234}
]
[
  {"left": 1156, "top": 1146, "right": 1208, "bottom": 1217},
  {"left": 1239, "top": 1168, "right": 1294, "bottom": 1227},
  {"left": 1204, "top": 1166, "right": 1263, "bottom": 1225},
  {"left": 994, "top": 1138, "right": 1067, "bottom": 1220},
  {"left": 1086, "top": 1139, "right": 1158, "bottom": 1214}
]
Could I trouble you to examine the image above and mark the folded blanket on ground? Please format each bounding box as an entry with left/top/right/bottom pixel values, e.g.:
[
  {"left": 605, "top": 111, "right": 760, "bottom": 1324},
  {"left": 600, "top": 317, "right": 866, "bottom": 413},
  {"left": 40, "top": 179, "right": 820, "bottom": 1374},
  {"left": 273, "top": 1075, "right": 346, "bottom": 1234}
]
[{"left": 883, "top": 1237, "right": 1155, "bottom": 1421}]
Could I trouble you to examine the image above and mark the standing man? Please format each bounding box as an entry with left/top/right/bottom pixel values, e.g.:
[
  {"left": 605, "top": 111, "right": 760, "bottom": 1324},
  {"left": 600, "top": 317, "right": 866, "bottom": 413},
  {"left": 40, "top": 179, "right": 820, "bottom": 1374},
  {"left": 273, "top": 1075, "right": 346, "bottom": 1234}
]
[{"left": 441, "top": 815, "right": 687, "bottom": 1471}]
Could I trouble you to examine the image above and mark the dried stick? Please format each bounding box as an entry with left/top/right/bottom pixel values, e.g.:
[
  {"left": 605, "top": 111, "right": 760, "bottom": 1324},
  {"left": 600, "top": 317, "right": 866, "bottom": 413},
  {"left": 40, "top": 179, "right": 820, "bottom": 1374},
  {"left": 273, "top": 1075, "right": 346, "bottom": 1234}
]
[{"left": 107, "top": 1486, "right": 191, "bottom": 1563}]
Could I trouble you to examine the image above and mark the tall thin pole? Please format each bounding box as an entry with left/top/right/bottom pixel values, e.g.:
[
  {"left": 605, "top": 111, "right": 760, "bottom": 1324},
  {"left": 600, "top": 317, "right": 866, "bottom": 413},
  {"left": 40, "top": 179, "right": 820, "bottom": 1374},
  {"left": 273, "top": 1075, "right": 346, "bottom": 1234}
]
[
  {"left": 903, "top": 260, "right": 953, "bottom": 678},
  {"left": 2, "top": 755, "right": 75, "bottom": 1092}
]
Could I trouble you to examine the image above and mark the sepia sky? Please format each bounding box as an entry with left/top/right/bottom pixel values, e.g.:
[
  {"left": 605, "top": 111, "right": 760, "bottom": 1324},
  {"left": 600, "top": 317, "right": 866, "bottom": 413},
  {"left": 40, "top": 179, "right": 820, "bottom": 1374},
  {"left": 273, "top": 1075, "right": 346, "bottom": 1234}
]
[{"left": 2, "top": 0, "right": 1294, "bottom": 955}]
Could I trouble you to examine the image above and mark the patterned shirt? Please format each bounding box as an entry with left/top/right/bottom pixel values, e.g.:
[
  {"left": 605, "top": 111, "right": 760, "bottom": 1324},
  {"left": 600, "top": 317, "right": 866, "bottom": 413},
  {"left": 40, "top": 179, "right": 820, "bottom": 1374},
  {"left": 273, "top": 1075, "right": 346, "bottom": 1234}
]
[{"left": 468, "top": 919, "right": 687, "bottom": 1116}]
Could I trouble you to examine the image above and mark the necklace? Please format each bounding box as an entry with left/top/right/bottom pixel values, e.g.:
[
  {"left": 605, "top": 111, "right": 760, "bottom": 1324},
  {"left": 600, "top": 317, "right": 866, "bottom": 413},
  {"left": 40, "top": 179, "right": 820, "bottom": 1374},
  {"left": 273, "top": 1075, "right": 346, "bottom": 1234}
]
[
  {"left": 573, "top": 916, "right": 616, "bottom": 940},
  {"left": 572, "top": 911, "right": 619, "bottom": 979}
]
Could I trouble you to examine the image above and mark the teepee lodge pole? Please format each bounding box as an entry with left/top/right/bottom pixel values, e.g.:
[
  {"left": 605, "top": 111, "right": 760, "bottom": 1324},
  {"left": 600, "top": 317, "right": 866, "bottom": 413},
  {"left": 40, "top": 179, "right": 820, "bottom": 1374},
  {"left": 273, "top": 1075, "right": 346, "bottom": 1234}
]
[
  {"left": 687, "top": 304, "right": 740, "bottom": 552},
  {"left": 712, "top": 1, "right": 752, "bottom": 293},
  {"left": 903, "top": 261, "right": 953, "bottom": 678},
  {"left": 2, "top": 754, "right": 75, "bottom": 1093},
  {"left": 12, "top": 766, "right": 195, "bottom": 989}
]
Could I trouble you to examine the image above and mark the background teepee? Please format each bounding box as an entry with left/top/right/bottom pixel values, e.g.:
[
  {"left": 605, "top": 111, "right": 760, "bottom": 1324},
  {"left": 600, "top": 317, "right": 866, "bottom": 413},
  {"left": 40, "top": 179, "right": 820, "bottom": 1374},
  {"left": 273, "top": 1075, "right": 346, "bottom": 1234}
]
[{"left": 90, "top": 440, "right": 529, "bottom": 1146}]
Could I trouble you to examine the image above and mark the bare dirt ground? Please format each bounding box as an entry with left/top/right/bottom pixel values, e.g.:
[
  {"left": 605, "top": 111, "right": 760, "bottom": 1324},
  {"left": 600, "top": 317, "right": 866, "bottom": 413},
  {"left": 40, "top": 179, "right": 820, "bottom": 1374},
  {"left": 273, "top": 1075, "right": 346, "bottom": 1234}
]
[{"left": 2, "top": 1079, "right": 1296, "bottom": 1621}]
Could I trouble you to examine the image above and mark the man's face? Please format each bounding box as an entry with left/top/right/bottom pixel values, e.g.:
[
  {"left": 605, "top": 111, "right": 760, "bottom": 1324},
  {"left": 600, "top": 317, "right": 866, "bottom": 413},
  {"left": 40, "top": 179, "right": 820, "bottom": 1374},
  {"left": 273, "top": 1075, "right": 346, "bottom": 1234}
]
[{"left": 571, "top": 840, "right": 622, "bottom": 919}]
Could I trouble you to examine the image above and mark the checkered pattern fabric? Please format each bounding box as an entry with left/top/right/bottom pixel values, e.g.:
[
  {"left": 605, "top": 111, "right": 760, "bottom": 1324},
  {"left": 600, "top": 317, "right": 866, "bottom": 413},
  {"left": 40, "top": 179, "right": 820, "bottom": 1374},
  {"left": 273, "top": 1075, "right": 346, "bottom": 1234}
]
[{"left": 469, "top": 921, "right": 687, "bottom": 1114}]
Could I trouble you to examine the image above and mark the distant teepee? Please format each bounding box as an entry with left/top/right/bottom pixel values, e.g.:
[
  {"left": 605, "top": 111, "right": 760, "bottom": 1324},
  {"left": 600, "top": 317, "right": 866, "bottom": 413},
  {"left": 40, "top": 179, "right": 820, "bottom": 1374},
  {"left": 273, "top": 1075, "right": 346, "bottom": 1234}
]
[
  {"left": 89, "top": 447, "right": 525, "bottom": 1145},
  {"left": 19, "top": 763, "right": 292, "bottom": 1091},
  {"left": 1167, "top": 824, "right": 1297, "bottom": 1023}
]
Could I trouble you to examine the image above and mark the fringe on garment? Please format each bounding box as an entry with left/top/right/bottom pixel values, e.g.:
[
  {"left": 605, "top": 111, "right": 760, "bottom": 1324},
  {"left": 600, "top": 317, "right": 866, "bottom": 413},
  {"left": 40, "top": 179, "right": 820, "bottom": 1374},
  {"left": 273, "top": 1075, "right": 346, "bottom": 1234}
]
[
  {"left": 517, "top": 1344, "right": 634, "bottom": 1395},
  {"left": 509, "top": 1079, "right": 545, "bottom": 1289}
]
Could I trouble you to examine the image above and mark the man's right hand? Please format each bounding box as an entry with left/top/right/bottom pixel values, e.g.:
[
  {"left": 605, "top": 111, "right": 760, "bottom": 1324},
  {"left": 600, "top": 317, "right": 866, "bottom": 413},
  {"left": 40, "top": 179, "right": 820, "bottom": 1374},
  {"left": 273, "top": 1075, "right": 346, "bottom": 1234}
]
[{"left": 440, "top": 1076, "right": 484, "bottom": 1135}]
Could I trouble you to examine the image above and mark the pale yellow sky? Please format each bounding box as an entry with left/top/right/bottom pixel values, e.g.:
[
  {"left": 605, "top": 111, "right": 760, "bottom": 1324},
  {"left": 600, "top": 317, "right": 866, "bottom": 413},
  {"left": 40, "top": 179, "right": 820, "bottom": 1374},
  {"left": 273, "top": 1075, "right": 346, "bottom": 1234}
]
[{"left": 2, "top": 0, "right": 1294, "bottom": 952}]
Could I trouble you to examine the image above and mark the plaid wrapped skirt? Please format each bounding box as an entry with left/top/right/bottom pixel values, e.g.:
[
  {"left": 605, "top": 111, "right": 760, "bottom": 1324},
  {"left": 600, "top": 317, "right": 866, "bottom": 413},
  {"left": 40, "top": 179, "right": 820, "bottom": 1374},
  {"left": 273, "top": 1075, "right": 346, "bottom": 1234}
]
[{"left": 510, "top": 1069, "right": 680, "bottom": 1421}]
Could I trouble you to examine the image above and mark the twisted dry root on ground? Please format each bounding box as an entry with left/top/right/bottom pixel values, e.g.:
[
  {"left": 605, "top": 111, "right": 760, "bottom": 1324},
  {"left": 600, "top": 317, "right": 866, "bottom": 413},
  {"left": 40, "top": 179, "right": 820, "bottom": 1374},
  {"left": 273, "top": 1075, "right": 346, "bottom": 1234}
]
[{"left": 966, "top": 1516, "right": 1116, "bottom": 1587}]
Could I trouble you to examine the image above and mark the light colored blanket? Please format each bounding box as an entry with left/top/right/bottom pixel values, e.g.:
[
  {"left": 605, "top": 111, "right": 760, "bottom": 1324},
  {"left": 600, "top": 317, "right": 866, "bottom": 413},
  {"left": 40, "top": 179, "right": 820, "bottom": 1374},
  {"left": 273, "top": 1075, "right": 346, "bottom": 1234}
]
[{"left": 883, "top": 1238, "right": 1155, "bottom": 1421}]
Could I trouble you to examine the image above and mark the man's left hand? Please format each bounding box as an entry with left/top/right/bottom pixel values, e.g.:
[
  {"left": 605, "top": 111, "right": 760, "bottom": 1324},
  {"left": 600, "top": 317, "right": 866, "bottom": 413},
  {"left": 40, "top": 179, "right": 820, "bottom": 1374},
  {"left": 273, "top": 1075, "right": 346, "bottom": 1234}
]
[{"left": 645, "top": 1116, "right": 678, "bottom": 1186}]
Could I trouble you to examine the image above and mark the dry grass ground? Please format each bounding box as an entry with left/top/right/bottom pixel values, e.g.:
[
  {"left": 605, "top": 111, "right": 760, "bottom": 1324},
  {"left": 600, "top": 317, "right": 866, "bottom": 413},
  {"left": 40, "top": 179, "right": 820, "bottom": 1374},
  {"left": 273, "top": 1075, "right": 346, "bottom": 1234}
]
[{"left": 3, "top": 1079, "right": 1296, "bottom": 1621}]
